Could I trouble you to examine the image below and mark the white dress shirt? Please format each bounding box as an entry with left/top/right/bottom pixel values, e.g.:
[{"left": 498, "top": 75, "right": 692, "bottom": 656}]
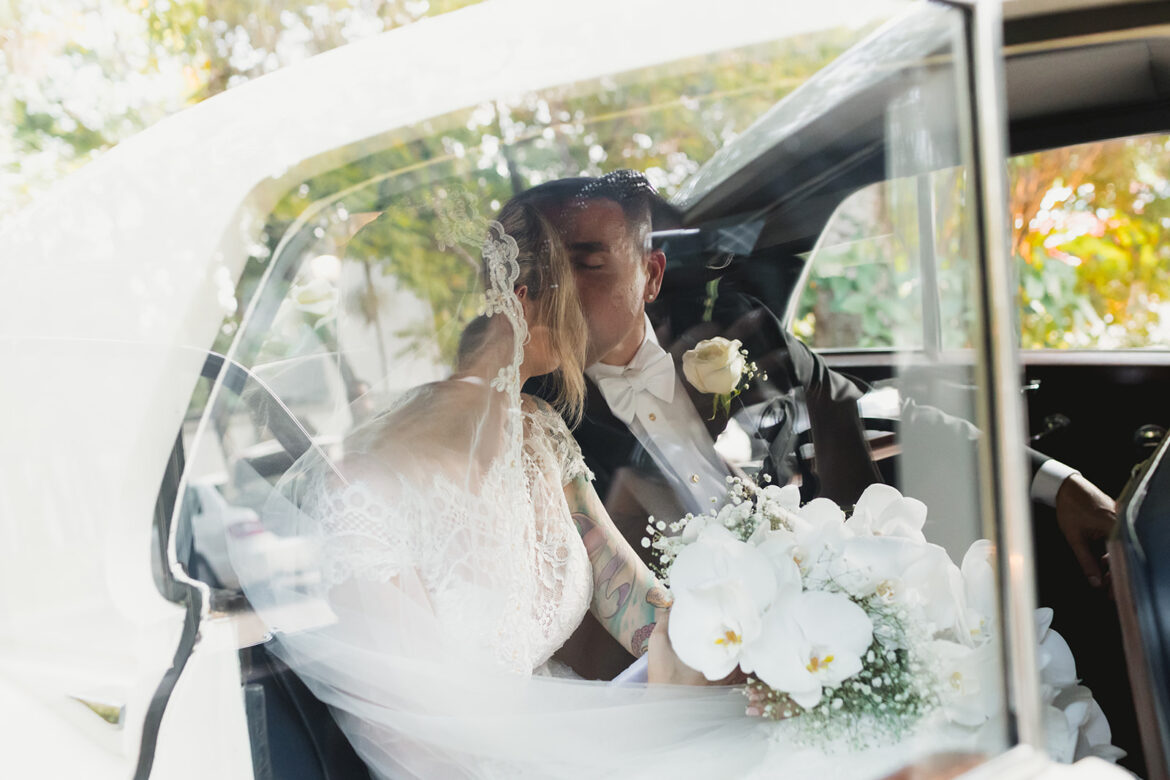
[
  {"left": 1032, "top": 459, "right": 1079, "bottom": 506},
  {"left": 586, "top": 317, "right": 730, "bottom": 514}
]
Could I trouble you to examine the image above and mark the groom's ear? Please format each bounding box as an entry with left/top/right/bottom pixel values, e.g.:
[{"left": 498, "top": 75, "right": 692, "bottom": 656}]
[{"left": 644, "top": 249, "right": 666, "bottom": 303}]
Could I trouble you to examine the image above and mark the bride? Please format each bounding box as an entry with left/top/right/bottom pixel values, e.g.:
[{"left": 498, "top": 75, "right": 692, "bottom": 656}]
[{"left": 244, "top": 198, "right": 767, "bottom": 779}]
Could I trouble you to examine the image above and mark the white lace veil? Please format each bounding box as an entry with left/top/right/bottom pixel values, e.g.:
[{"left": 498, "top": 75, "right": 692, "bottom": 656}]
[{"left": 228, "top": 196, "right": 770, "bottom": 779}]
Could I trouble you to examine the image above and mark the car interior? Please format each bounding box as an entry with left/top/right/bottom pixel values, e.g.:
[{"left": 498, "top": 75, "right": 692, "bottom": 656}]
[{"left": 147, "top": 2, "right": 1170, "bottom": 778}]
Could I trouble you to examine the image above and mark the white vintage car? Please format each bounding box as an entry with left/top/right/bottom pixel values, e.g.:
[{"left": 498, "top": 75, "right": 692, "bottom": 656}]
[{"left": 2, "top": 0, "right": 1167, "bottom": 778}]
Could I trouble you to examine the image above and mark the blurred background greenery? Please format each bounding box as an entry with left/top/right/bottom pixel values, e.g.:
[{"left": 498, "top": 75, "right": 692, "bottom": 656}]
[
  {"left": 792, "top": 135, "right": 1170, "bottom": 351},
  {"left": 4, "top": 0, "right": 1168, "bottom": 353}
]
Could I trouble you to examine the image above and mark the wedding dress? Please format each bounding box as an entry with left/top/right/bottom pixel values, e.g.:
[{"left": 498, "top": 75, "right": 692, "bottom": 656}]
[{"left": 312, "top": 391, "right": 594, "bottom": 677}]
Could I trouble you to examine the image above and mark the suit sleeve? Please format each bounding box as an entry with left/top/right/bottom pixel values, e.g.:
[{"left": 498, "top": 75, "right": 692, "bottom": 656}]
[{"left": 720, "top": 299, "right": 880, "bottom": 505}]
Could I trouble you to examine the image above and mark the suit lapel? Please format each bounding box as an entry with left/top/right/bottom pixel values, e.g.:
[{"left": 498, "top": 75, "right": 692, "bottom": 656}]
[
  {"left": 575, "top": 376, "right": 650, "bottom": 485},
  {"left": 582, "top": 376, "right": 634, "bottom": 438}
]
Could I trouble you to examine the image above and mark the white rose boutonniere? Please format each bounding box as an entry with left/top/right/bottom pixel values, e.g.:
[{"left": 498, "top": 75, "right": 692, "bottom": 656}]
[
  {"left": 682, "top": 337, "right": 764, "bottom": 418},
  {"left": 289, "top": 277, "right": 338, "bottom": 321}
]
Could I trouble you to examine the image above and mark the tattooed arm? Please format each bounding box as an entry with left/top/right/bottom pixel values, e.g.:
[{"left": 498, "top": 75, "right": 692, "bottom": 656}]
[{"left": 563, "top": 474, "right": 672, "bottom": 657}]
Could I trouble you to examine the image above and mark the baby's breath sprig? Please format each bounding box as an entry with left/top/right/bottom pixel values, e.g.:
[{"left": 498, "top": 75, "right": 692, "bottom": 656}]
[
  {"left": 735, "top": 350, "right": 767, "bottom": 395},
  {"left": 641, "top": 512, "right": 697, "bottom": 582},
  {"left": 746, "top": 634, "right": 939, "bottom": 751}
]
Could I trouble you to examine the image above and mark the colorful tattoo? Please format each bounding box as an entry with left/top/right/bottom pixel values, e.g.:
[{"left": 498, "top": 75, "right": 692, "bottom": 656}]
[
  {"left": 630, "top": 622, "right": 655, "bottom": 656},
  {"left": 645, "top": 586, "right": 673, "bottom": 609},
  {"left": 594, "top": 554, "right": 633, "bottom": 620},
  {"left": 567, "top": 482, "right": 664, "bottom": 657}
]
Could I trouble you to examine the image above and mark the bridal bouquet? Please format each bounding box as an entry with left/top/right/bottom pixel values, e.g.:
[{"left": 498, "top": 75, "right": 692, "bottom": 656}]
[{"left": 647, "top": 478, "right": 1123, "bottom": 760}]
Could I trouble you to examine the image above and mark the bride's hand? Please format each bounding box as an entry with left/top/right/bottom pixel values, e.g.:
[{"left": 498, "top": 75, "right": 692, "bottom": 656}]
[
  {"left": 647, "top": 609, "right": 745, "bottom": 686},
  {"left": 647, "top": 610, "right": 705, "bottom": 685}
]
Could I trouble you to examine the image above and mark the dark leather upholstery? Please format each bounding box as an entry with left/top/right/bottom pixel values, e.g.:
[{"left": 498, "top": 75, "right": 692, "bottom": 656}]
[
  {"left": 1112, "top": 434, "right": 1170, "bottom": 779},
  {"left": 240, "top": 643, "right": 371, "bottom": 780}
]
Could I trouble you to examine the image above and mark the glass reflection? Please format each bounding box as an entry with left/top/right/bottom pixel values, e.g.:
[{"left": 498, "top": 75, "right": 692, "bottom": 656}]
[{"left": 169, "top": 3, "right": 1116, "bottom": 776}]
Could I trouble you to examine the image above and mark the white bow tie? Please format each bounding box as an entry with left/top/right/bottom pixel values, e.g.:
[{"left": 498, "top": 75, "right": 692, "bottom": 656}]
[{"left": 595, "top": 342, "right": 676, "bottom": 425}]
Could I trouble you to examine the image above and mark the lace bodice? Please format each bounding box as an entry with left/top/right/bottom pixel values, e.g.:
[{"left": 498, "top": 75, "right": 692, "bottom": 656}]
[{"left": 313, "top": 396, "right": 593, "bottom": 675}]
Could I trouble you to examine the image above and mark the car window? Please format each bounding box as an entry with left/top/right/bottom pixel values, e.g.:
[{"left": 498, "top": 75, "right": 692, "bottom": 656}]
[
  {"left": 1013, "top": 133, "right": 1170, "bottom": 350},
  {"left": 789, "top": 177, "right": 927, "bottom": 350},
  {"left": 792, "top": 133, "right": 1170, "bottom": 352}
]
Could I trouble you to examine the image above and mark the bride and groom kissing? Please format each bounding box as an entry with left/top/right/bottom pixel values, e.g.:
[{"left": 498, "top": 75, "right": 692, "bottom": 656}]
[
  {"left": 259, "top": 169, "right": 1116, "bottom": 778},
  {"left": 514, "top": 171, "right": 886, "bottom": 681}
]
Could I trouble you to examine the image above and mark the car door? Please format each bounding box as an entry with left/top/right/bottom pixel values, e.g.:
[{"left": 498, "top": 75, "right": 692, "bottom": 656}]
[{"left": 779, "top": 16, "right": 1170, "bottom": 775}]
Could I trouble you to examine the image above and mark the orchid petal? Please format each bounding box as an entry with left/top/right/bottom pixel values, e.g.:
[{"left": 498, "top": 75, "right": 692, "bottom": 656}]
[
  {"left": 797, "top": 498, "right": 847, "bottom": 529},
  {"left": 1039, "top": 624, "right": 1078, "bottom": 688},
  {"left": 851, "top": 483, "right": 903, "bottom": 524},
  {"left": 668, "top": 581, "right": 760, "bottom": 681}
]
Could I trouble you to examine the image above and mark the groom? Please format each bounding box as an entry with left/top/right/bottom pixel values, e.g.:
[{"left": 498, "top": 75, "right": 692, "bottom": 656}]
[
  {"left": 520, "top": 171, "right": 1116, "bottom": 678},
  {"left": 523, "top": 173, "right": 881, "bottom": 521}
]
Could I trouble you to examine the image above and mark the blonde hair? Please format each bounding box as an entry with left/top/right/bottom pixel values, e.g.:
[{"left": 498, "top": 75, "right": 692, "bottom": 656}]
[{"left": 492, "top": 199, "right": 587, "bottom": 427}]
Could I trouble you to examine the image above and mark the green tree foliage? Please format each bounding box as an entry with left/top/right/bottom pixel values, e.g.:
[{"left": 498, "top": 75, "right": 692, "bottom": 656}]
[
  {"left": 4, "top": 0, "right": 890, "bottom": 390},
  {"left": 234, "top": 29, "right": 870, "bottom": 368},
  {"left": 0, "top": 0, "right": 481, "bottom": 219},
  {"left": 795, "top": 134, "right": 1170, "bottom": 352},
  {"left": 1012, "top": 135, "right": 1170, "bottom": 349}
]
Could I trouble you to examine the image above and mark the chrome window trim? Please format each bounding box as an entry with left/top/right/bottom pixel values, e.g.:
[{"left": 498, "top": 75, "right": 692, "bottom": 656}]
[{"left": 958, "top": 0, "right": 1046, "bottom": 750}]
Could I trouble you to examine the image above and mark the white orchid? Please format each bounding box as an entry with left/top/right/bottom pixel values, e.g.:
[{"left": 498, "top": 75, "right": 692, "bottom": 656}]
[
  {"left": 927, "top": 638, "right": 1000, "bottom": 727},
  {"left": 677, "top": 512, "right": 711, "bottom": 545},
  {"left": 656, "top": 477, "right": 1120, "bottom": 765},
  {"left": 768, "top": 497, "right": 853, "bottom": 582},
  {"left": 757, "top": 483, "right": 802, "bottom": 528},
  {"left": 1035, "top": 607, "right": 1078, "bottom": 694},
  {"left": 897, "top": 543, "right": 971, "bottom": 642},
  {"left": 837, "top": 535, "right": 962, "bottom": 629},
  {"left": 959, "top": 540, "right": 998, "bottom": 645},
  {"left": 846, "top": 483, "right": 928, "bottom": 542},
  {"left": 667, "top": 525, "right": 784, "bottom": 680},
  {"left": 742, "top": 590, "right": 873, "bottom": 709},
  {"left": 714, "top": 498, "right": 755, "bottom": 532},
  {"left": 1035, "top": 610, "right": 1126, "bottom": 763},
  {"left": 1045, "top": 702, "right": 1079, "bottom": 764},
  {"left": 1054, "top": 686, "right": 1126, "bottom": 763}
]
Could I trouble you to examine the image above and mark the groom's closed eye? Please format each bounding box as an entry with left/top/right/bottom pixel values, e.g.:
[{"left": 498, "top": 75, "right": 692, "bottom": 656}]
[
  {"left": 569, "top": 242, "right": 607, "bottom": 269},
  {"left": 572, "top": 257, "right": 606, "bottom": 271}
]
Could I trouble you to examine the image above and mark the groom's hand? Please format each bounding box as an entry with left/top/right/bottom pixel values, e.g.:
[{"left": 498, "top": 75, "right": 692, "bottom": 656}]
[{"left": 1054, "top": 473, "right": 1116, "bottom": 588}]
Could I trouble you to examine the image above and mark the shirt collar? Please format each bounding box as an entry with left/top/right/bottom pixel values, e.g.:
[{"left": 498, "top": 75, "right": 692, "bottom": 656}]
[{"left": 586, "top": 314, "right": 661, "bottom": 382}]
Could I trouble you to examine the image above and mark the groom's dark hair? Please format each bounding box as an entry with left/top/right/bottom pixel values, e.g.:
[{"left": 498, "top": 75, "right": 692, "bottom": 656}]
[{"left": 512, "top": 170, "right": 680, "bottom": 250}]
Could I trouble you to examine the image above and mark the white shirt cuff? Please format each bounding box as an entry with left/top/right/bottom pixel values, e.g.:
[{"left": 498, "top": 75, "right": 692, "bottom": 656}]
[
  {"left": 610, "top": 653, "right": 648, "bottom": 685},
  {"left": 1030, "top": 459, "right": 1080, "bottom": 506}
]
